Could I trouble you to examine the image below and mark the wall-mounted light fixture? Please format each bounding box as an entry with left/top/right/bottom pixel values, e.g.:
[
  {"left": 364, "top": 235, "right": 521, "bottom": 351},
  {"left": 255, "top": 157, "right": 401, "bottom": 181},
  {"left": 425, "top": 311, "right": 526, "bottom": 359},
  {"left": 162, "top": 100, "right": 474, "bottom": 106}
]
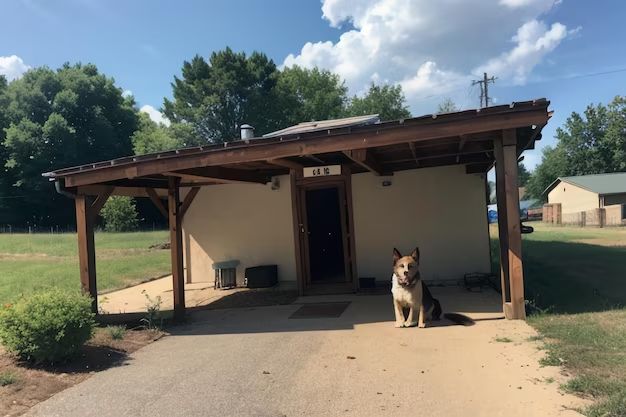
[{"left": 271, "top": 177, "right": 280, "bottom": 190}]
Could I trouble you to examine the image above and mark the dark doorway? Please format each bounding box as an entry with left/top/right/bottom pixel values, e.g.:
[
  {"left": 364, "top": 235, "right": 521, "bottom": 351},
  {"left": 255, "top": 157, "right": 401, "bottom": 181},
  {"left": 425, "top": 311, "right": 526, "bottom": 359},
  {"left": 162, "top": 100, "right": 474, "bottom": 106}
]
[{"left": 305, "top": 187, "right": 346, "bottom": 283}]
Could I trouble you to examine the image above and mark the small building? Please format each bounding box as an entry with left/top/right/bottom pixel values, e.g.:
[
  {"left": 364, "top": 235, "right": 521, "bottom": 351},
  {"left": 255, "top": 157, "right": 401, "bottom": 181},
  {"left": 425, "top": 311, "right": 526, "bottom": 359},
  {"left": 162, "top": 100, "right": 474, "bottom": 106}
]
[
  {"left": 43, "top": 99, "right": 552, "bottom": 320},
  {"left": 544, "top": 172, "right": 626, "bottom": 226}
]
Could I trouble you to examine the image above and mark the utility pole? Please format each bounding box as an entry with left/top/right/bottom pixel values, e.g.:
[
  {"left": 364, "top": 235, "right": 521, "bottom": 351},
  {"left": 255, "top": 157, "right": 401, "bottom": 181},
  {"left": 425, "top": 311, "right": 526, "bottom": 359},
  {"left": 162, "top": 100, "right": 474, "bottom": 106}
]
[{"left": 472, "top": 72, "right": 497, "bottom": 107}]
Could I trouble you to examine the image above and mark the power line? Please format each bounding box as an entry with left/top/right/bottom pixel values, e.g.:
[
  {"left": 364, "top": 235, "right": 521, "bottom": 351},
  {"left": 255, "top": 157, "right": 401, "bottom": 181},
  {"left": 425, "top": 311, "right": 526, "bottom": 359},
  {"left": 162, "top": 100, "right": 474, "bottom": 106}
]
[{"left": 472, "top": 72, "right": 497, "bottom": 107}]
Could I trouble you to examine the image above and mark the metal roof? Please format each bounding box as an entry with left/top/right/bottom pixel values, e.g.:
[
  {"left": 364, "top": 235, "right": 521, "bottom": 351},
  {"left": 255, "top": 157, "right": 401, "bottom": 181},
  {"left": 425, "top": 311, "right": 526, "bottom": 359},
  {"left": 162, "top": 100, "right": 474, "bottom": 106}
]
[
  {"left": 263, "top": 114, "right": 380, "bottom": 138},
  {"left": 547, "top": 172, "right": 626, "bottom": 195}
]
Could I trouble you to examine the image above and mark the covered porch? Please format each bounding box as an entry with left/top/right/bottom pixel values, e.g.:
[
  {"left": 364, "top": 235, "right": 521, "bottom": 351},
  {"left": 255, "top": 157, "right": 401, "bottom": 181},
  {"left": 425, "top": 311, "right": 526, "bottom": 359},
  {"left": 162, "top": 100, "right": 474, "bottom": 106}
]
[{"left": 43, "top": 99, "right": 552, "bottom": 321}]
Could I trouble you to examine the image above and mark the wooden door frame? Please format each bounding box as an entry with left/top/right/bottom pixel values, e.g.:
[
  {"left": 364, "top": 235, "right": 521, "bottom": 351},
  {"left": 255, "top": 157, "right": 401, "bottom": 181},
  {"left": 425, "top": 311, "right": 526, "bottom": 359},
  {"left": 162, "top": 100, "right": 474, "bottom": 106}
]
[{"left": 290, "top": 166, "right": 357, "bottom": 294}]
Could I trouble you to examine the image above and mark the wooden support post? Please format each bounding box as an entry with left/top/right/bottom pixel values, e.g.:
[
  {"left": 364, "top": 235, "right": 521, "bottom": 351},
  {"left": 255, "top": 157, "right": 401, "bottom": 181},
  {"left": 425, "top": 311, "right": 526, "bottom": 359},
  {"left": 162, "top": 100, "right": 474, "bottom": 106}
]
[
  {"left": 168, "top": 177, "right": 186, "bottom": 321},
  {"left": 493, "top": 138, "right": 510, "bottom": 308},
  {"left": 498, "top": 129, "right": 526, "bottom": 319},
  {"left": 75, "top": 195, "right": 98, "bottom": 313},
  {"left": 290, "top": 169, "right": 305, "bottom": 296}
]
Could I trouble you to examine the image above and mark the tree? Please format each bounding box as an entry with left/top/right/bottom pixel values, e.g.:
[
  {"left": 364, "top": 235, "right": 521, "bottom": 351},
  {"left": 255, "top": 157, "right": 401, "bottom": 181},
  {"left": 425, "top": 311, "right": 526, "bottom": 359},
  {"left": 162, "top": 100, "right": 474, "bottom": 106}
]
[
  {"left": 276, "top": 65, "right": 347, "bottom": 124},
  {"left": 346, "top": 83, "right": 411, "bottom": 121},
  {"left": 525, "top": 96, "right": 626, "bottom": 201},
  {"left": 525, "top": 146, "right": 568, "bottom": 201},
  {"left": 100, "top": 196, "right": 139, "bottom": 232},
  {"left": 437, "top": 98, "right": 458, "bottom": 114},
  {"left": 163, "top": 48, "right": 283, "bottom": 143},
  {"left": 518, "top": 163, "right": 530, "bottom": 187},
  {"left": 0, "top": 64, "right": 138, "bottom": 226},
  {"left": 132, "top": 113, "right": 180, "bottom": 155}
]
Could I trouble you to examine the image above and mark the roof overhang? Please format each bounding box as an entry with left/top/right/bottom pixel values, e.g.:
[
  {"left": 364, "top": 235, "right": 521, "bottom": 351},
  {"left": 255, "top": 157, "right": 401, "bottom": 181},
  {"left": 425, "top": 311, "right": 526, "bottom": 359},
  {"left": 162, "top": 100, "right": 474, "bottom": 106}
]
[{"left": 43, "top": 99, "right": 551, "bottom": 195}]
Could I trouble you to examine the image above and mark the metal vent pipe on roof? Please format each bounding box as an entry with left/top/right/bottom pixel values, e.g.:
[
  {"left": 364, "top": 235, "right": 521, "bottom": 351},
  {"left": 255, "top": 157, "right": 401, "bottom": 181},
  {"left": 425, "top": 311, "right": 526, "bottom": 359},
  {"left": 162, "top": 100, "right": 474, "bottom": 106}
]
[{"left": 240, "top": 124, "right": 255, "bottom": 140}]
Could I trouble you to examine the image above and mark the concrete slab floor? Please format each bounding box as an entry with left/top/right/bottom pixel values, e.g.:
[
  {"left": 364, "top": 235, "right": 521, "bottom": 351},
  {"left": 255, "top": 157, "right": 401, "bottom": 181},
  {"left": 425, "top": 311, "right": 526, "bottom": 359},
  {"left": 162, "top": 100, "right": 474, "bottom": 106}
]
[{"left": 27, "top": 287, "right": 585, "bottom": 417}]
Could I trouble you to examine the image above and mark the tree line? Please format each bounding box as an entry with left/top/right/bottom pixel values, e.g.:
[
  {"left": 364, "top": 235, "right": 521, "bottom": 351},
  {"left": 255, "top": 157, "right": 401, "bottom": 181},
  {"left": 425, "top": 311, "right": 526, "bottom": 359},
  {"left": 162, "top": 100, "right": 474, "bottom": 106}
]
[
  {"left": 525, "top": 96, "right": 626, "bottom": 201},
  {"left": 1, "top": 46, "right": 623, "bottom": 228},
  {"left": 0, "top": 48, "right": 410, "bottom": 228}
]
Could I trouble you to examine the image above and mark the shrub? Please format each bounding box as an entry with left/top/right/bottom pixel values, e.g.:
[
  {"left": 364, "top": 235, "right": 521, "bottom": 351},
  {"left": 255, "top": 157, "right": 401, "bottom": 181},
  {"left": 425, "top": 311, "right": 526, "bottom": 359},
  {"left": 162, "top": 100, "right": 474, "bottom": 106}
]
[
  {"left": 0, "top": 290, "right": 95, "bottom": 363},
  {"left": 0, "top": 371, "right": 18, "bottom": 386},
  {"left": 106, "top": 325, "right": 126, "bottom": 340},
  {"left": 100, "top": 196, "right": 139, "bottom": 232}
]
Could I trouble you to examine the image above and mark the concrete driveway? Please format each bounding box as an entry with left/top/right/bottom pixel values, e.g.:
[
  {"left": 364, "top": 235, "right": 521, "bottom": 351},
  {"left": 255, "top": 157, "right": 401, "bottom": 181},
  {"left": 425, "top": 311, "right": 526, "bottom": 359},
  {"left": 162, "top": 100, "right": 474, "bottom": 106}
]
[{"left": 25, "top": 288, "right": 584, "bottom": 417}]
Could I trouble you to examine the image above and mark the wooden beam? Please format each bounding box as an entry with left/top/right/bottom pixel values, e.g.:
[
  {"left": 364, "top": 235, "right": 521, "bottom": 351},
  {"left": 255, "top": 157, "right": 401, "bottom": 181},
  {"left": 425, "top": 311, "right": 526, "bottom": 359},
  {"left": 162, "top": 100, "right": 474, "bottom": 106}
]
[
  {"left": 165, "top": 166, "right": 268, "bottom": 185},
  {"left": 75, "top": 195, "right": 97, "bottom": 313},
  {"left": 266, "top": 158, "right": 303, "bottom": 170},
  {"left": 494, "top": 137, "right": 510, "bottom": 312},
  {"left": 343, "top": 149, "right": 387, "bottom": 176},
  {"left": 89, "top": 186, "right": 114, "bottom": 221},
  {"left": 179, "top": 187, "right": 200, "bottom": 219},
  {"left": 168, "top": 177, "right": 185, "bottom": 321},
  {"left": 146, "top": 188, "right": 168, "bottom": 219},
  {"left": 304, "top": 154, "right": 325, "bottom": 164},
  {"left": 63, "top": 108, "right": 550, "bottom": 187},
  {"left": 502, "top": 129, "right": 525, "bottom": 319},
  {"left": 77, "top": 185, "right": 167, "bottom": 198},
  {"left": 289, "top": 170, "right": 305, "bottom": 296}
]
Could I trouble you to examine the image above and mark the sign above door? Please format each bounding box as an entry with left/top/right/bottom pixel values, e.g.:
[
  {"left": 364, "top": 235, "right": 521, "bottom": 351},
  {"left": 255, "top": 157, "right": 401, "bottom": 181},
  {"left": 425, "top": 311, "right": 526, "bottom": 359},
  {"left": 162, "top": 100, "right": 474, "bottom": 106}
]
[{"left": 303, "top": 165, "right": 342, "bottom": 178}]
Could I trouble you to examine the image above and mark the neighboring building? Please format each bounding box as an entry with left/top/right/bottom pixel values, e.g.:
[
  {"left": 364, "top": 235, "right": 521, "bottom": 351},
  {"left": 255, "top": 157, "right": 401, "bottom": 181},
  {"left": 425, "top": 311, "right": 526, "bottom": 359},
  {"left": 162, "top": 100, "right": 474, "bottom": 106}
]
[
  {"left": 43, "top": 99, "right": 551, "bottom": 320},
  {"left": 544, "top": 172, "right": 626, "bottom": 226}
]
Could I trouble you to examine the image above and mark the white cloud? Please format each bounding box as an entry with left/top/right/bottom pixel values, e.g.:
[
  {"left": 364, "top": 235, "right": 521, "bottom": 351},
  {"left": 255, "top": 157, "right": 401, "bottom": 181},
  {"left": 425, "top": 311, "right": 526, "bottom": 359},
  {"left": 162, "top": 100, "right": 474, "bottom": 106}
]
[
  {"left": 122, "top": 89, "right": 133, "bottom": 98},
  {"left": 140, "top": 105, "right": 170, "bottom": 127},
  {"left": 400, "top": 62, "right": 468, "bottom": 98},
  {"left": 474, "top": 20, "right": 569, "bottom": 85},
  {"left": 283, "top": 0, "right": 575, "bottom": 113},
  {"left": 0, "top": 55, "right": 31, "bottom": 81}
]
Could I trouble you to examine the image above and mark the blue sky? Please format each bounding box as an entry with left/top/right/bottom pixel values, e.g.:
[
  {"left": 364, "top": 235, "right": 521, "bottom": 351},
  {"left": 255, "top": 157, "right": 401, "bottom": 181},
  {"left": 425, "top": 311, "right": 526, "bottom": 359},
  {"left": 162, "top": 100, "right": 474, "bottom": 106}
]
[{"left": 1, "top": 0, "right": 625, "bottom": 170}]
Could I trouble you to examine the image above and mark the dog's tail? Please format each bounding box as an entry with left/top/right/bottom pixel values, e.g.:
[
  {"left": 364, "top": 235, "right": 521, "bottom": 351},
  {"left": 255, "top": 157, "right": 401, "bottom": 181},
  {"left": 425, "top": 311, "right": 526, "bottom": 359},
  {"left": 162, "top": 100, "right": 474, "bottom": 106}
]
[{"left": 443, "top": 313, "right": 475, "bottom": 326}]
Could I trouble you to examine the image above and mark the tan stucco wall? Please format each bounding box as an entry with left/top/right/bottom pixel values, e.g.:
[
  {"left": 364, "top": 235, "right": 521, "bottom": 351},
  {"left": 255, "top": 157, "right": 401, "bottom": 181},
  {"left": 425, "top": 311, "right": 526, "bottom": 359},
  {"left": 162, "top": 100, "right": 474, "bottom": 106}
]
[
  {"left": 351, "top": 166, "right": 491, "bottom": 282},
  {"left": 182, "top": 175, "right": 296, "bottom": 285},
  {"left": 548, "top": 181, "right": 600, "bottom": 214}
]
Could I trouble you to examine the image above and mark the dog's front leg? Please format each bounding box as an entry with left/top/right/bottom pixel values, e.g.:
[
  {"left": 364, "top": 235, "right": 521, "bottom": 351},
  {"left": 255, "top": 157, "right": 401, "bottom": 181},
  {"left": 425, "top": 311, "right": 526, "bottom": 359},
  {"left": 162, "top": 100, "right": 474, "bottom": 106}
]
[
  {"left": 393, "top": 299, "right": 405, "bottom": 328},
  {"left": 404, "top": 306, "right": 417, "bottom": 327},
  {"left": 417, "top": 303, "right": 426, "bottom": 328}
]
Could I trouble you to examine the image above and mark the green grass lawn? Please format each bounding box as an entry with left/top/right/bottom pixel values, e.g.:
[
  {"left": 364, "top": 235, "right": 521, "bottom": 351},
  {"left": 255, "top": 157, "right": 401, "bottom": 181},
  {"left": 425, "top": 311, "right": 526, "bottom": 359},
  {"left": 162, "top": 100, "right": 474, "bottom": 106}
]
[
  {"left": 491, "top": 222, "right": 626, "bottom": 313},
  {"left": 0, "top": 231, "right": 170, "bottom": 305},
  {"left": 492, "top": 222, "right": 626, "bottom": 417}
]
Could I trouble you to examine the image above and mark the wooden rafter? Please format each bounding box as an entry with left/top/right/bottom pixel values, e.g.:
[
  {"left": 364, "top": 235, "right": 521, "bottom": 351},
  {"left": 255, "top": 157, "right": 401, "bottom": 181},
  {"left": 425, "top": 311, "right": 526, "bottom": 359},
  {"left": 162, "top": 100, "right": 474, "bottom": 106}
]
[
  {"left": 61, "top": 108, "right": 549, "bottom": 187},
  {"left": 165, "top": 167, "right": 268, "bottom": 185},
  {"left": 266, "top": 158, "right": 303, "bottom": 170},
  {"left": 304, "top": 154, "right": 325, "bottom": 164},
  {"left": 343, "top": 149, "right": 387, "bottom": 176}
]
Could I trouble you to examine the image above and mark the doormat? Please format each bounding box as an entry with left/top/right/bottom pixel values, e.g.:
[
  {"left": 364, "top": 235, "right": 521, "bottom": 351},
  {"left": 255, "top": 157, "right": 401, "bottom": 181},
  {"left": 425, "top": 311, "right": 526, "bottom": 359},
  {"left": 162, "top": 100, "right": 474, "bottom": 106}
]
[{"left": 289, "top": 302, "right": 351, "bottom": 319}]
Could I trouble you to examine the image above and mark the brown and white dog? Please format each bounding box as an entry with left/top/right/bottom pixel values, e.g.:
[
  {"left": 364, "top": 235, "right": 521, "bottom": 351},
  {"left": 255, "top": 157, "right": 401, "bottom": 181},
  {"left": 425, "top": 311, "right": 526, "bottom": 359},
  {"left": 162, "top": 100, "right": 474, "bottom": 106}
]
[{"left": 391, "top": 247, "right": 442, "bottom": 328}]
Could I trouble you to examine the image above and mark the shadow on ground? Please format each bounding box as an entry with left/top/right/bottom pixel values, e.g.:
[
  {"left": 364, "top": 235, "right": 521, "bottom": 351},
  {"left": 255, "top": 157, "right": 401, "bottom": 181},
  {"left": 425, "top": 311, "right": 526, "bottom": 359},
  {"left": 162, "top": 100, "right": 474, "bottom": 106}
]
[
  {"left": 169, "top": 287, "right": 504, "bottom": 337},
  {"left": 492, "top": 238, "right": 626, "bottom": 314}
]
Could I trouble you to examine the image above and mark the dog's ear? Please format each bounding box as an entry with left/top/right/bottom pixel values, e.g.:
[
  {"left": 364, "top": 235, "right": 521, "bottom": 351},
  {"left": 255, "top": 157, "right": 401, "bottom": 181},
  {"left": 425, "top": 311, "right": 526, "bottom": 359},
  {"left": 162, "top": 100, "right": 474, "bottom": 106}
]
[
  {"left": 410, "top": 247, "right": 420, "bottom": 262},
  {"left": 393, "top": 248, "right": 402, "bottom": 264}
]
